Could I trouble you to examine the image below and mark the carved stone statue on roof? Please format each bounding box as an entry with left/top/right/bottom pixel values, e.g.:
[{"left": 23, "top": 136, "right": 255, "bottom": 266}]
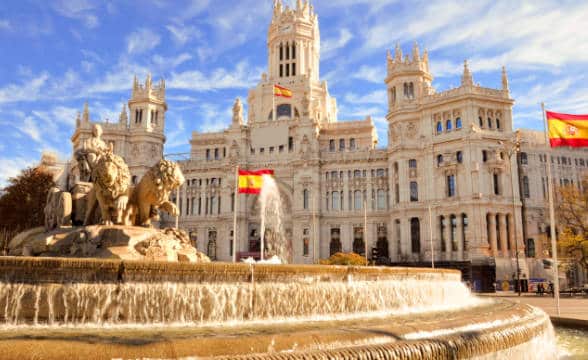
[{"left": 75, "top": 124, "right": 109, "bottom": 182}]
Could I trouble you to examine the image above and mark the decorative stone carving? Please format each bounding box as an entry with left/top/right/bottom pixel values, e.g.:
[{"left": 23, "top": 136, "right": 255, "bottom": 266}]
[
  {"left": 85, "top": 147, "right": 131, "bottom": 226},
  {"left": 44, "top": 187, "right": 72, "bottom": 230},
  {"left": 406, "top": 121, "right": 418, "bottom": 139},
  {"left": 74, "top": 124, "right": 109, "bottom": 182},
  {"left": 232, "top": 98, "right": 243, "bottom": 125},
  {"left": 301, "top": 91, "right": 310, "bottom": 116},
  {"left": 125, "top": 159, "right": 185, "bottom": 227}
]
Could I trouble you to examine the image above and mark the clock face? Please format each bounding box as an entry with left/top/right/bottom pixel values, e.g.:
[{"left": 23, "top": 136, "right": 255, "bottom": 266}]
[{"left": 279, "top": 25, "right": 292, "bottom": 33}]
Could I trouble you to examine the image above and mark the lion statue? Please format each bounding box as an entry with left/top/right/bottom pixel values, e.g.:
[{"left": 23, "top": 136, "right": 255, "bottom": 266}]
[
  {"left": 124, "top": 159, "right": 185, "bottom": 227},
  {"left": 85, "top": 148, "right": 131, "bottom": 226}
]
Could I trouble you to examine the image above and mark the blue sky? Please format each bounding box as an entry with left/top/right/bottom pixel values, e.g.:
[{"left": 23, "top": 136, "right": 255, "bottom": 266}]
[{"left": 0, "top": 0, "right": 587, "bottom": 186}]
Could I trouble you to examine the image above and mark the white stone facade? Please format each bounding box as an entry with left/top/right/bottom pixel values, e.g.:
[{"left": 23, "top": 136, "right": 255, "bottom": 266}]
[{"left": 59, "top": 1, "right": 587, "bottom": 288}]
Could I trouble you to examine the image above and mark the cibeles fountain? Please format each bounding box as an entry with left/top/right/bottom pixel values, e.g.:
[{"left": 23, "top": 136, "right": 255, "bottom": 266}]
[{"left": 0, "top": 126, "right": 558, "bottom": 358}]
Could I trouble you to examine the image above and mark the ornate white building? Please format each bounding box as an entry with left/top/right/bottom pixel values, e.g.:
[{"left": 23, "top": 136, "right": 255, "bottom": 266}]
[{"left": 60, "top": 0, "right": 587, "bottom": 290}]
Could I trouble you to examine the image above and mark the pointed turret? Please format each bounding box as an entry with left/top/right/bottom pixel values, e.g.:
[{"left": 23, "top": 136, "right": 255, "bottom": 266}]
[
  {"left": 461, "top": 60, "right": 473, "bottom": 87},
  {"left": 119, "top": 103, "right": 128, "bottom": 126},
  {"left": 386, "top": 49, "right": 392, "bottom": 62},
  {"left": 75, "top": 111, "right": 81, "bottom": 127},
  {"left": 422, "top": 48, "right": 429, "bottom": 71},
  {"left": 82, "top": 102, "right": 90, "bottom": 123},
  {"left": 412, "top": 41, "right": 420, "bottom": 62},
  {"left": 145, "top": 73, "right": 152, "bottom": 89},
  {"left": 394, "top": 43, "right": 402, "bottom": 62},
  {"left": 296, "top": 0, "right": 302, "bottom": 11},
  {"left": 501, "top": 66, "right": 509, "bottom": 92}
]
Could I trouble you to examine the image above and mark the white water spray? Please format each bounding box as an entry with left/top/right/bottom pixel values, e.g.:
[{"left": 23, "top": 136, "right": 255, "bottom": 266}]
[{"left": 258, "top": 174, "right": 288, "bottom": 262}]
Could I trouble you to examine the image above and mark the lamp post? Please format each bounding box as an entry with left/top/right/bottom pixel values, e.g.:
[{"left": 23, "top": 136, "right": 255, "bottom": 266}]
[{"left": 501, "top": 130, "right": 522, "bottom": 296}]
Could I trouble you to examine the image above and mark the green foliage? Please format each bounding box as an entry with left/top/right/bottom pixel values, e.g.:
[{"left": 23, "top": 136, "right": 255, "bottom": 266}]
[
  {"left": 320, "top": 252, "right": 367, "bottom": 266},
  {"left": 0, "top": 166, "right": 55, "bottom": 234}
]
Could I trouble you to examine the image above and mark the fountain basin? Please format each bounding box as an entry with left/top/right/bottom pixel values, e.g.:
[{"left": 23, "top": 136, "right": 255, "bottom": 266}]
[{"left": 0, "top": 257, "right": 557, "bottom": 359}]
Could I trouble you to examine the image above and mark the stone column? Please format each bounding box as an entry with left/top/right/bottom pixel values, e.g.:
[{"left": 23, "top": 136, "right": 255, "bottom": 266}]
[
  {"left": 499, "top": 213, "right": 508, "bottom": 258},
  {"left": 457, "top": 215, "right": 464, "bottom": 261},
  {"left": 443, "top": 216, "right": 451, "bottom": 261},
  {"left": 488, "top": 213, "right": 498, "bottom": 257}
]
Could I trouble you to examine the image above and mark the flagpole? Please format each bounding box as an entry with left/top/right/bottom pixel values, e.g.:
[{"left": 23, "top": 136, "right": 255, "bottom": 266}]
[
  {"left": 541, "top": 102, "right": 561, "bottom": 316},
  {"left": 232, "top": 165, "right": 239, "bottom": 263},
  {"left": 272, "top": 84, "right": 276, "bottom": 122}
]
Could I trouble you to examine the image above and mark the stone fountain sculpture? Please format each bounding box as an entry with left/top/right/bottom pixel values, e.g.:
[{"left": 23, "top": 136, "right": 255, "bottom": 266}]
[{"left": 9, "top": 124, "right": 208, "bottom": 263}]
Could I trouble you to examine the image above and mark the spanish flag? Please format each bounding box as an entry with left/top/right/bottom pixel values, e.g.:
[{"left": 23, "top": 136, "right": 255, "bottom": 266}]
[
  {"left": 238, "top": 169, "right": 274, "bottom": 194},
  {"left": 547, "top": 111, "right": 588, "bottom": 147},
  {"left": 274, "top": 84, "right": 292, "bottom": 98}
]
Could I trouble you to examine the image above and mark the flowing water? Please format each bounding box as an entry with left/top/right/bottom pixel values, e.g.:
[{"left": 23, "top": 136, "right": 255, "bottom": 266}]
[
  {"left": 556, "top": 327, "right": 588, "bottom": 359},
  {"left": 0, "top": 278, "right": 480, "bottom": 326},
  {"left": 258, "top": 174, "right": 288, "bottom": 262}
]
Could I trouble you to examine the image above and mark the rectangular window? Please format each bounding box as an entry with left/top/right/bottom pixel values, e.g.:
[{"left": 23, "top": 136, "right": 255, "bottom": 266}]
[
  {"left": 292, "top": 62, "right": 296, "bottom": 76},
  {"left": 395, "top": 183, "right": 399, "bottom": 204},
  {"left": 493, "top": 173, "right": 500, "bottom": 195},
  {"left": 410, "top": 181, "right": 418, "bottom": 202},
  {"left": 329, "top": 139, "right": 335, "bottom": 151},
  {"left": 260, "top": 148, "right": 265, "bottom": 153},
  {"left": 409, "top": 159, "right": 417, "bottom": 168},
  {"left": 279, "top": 64, "right": 283, "bottom": 77},
  {"left": 269, "top": 146, "right": 274, "bottom": 153},
  {"left": 285, "top": 63, "right": 290, "bottom": 77},
  {"left": 339, "top": 139, "right": 345, "bottom": 151},
  {"left": 279, "top": 145, "right": 284, "bottom": 152},
  {"left": 288, "top": 136, "right": 294, "bottom": 151},
  {"left": 206, "top": 149, "right": 210, "bottom": 160},
  {"left": 447, "top": 175, "right": 456, "bottom": 197}
]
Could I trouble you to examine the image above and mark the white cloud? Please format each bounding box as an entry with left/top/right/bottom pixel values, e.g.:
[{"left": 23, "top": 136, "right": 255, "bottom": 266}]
[
  {"left": 166, "top": 24, "right": 201, "bottom": 45},
  {"left": 322, "top": 28, "right": 353, "bottom": 59},
  {"left": 344, "top": 90, "right": 386, "bottom": 104},
  {"left": 351, "top": 65, "right": 383, "bottom": 83},
  {"left": 126, "top": 29, "right": 161, "bottom": 54},
  {"left": 168, "top": 61, "right": 261, "bottom": 91},
  {"left": 197, "top": 103, "right": 232, "bottom": 133},
  {"left": 18, "top": 116, "right": 42, "bottom": 142},
  {"left": 0, "top": 19, "right": 11, "bottom": 31},
  {"left": 152, "top": 53, "right": 192, "bottom": 69},
  {"left": 0, "top": 73, "right": 49, "bottom": 104},
  {"left": 52, "top": 0, "right": 99, "bottom": 28}
]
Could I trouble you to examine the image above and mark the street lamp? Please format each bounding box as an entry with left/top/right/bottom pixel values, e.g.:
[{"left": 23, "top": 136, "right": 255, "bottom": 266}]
[{"left": 500, "top": 130, "right": 522, "bottom": 296}]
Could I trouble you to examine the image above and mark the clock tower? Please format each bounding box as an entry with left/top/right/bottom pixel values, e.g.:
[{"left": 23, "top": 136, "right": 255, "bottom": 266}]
[{"left": 247, "top": 0, "right": 337, "bottom": 125}]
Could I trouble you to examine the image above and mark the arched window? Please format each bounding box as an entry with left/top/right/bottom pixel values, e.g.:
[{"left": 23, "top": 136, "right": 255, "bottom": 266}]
[
  {"left": 436, "top": 121, "right": 443, "bottom": 134},
  {"left": 376, "top": 224, "right": 389, "bottom": 259},
  {"left": 520, "top": 152, "right": 528, "bottom": 164},
  {"left": 487, "top": 117, "right": 492, "bottom": 128},
  {"left": 349, "top": 138, "right": 356, "bottom": 150},
  {"left": 446, "top": 119, "right": 452, "bottom": 131},
  {"left": 332, "top": 191, "right": 340, "bottom": 210},
  {"left": 390, "top": 87, "right": 396, "bottom": 104},
  {"left": 447, "top": 174, "right": 456, "bottom": 197},
  {"left": 329, "top": 139, "right": 335, "bottom": 151},
  {"left": 522, "top": 176, "right": 530, "bottom": 198},
  {"left": 479, "top": 116, "right": 483, "bottom": 127},
  {"left": 393, "top": 162, "right": 398, "bottom": 175},
  {"left": 496, "top": 118, "right": 501, "bottom": 129},
  {"left": 409, "top": 82, "right": 414, "bottom": 99},
  {"left": 456, "top": 117, "right": 462, "bottom": 129},
  {"left": 354, "top": 170, "right": 361, "bottom": 178},
  {"left": 354, "top": 190, "right": 363, "bottom": 210},
  {"left": 403, "top": 83, "right": 408, "bottom": 97},
  {"left": 482, "top": 150, "right": 488, "bottom": 162},
  {"left": 377, "top": 189, "right": 386, "bottom": 210},
  {"left": 279, "top": 43, "right": 283, "bottom": 60},
  {"left": 207, "top": 229, "right": 217, "bottom": 260},
  {"left": 437, "top": 154, "right": 443, "bottom": 166},
  {"left": 456, "top": 151, "right": 463, "bottom": 163},
  {"left": 339, "top": 138, "right": 345, "bottom": 151},
  {"left": 410, "top": 218, "right": 420, "bottom": 253},
  {"left": 462, "top": 213, "right": 468, "bottom": 250},
  {"left": 303, "top": 189, "right": 309, "bottom": 210}
]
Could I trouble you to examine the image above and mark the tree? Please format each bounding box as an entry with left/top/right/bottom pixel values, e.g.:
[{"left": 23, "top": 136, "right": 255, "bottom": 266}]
[
  {"left": 555, "top": 178, "right": 588, "bottom": 274},
  {"left": 0, "top": 166, "right": 55, "bottom": 252}
]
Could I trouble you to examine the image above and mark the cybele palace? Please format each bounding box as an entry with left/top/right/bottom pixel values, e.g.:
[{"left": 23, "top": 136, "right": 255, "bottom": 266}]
[{"left": 61, "top": 1, "right": 587, "bottom": 289}]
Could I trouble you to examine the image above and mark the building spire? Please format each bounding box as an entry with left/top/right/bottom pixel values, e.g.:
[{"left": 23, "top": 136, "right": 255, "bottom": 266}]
[
  {"left": 386, "top": 49, "right": 392, "bottom": 61},
  {"left": 75, "top": 111, "right": 81, "bottom": 127},
  {"left": 461, "top": 60, "right": 473, "bottom": 86},
  {"left": 501, "top": 66, "right": 509, "bottom": 92},
  {"left": 423, "top": 48, "right": 429, "bottom": 70},
  {"left": 82, "top": 102, "right": 90, "bottom": 122},
  {"left": 119, "top": 103, "right": 128, "bottom": 125},
  {"left": 412, "top": 41, "right": 420, "bottom": 61},
  {"left": 394, "top": 42, "right": 402, "bottom": 62}
]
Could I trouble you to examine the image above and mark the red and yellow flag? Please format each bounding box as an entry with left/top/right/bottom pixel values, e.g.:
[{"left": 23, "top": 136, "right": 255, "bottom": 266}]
[
  {"left": 238, "top": 169, "right": 274, "bottom": 194},
  {"left": 547, "top": 111, "right": 588, "bottom": 147},
  {"left": 273, "top": 84, "right": 292, "bottom": 98}
]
